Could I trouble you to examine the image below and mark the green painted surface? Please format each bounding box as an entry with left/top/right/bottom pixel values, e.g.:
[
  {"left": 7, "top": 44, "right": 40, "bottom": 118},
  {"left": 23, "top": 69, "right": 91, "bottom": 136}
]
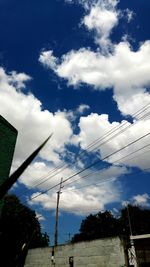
[{"left": 0, "top": 116, "right": 18, "bottom": 186}]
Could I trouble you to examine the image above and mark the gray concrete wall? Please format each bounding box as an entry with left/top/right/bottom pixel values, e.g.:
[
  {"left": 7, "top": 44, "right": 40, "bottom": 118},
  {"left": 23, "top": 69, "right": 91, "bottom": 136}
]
[{"left": 24, "top": 237, "right": 126, "bottom": 267}]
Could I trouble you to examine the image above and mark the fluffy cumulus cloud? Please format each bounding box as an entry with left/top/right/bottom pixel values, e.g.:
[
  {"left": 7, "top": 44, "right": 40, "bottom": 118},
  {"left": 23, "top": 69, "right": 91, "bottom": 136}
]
[
  {"left": 39, "top": 42, "right": 150, "bottom": 117},
  {"left": 19, "top": 148, "right": 127, "bottom": 215},
  {"left": 132, "top": 193, "right": 150, "bottom": 207},
  {"left": 82, "top": 0, "right": 119, "bottom": 48},
  {"left": 36, "top": 212, "right": 46, "bottom": 221},
  {"left": 39, "top": 50, "right": 58, "bottom": 70},
  {"left": 65, "top": 0, "right": 118, "bottom": 11},
  {"left": 29, "top": 183, "right": 118, "bottom": 215},
  {"left": 76, "top": 104, "right": 90, "bottom": 114},
  {"left": 28, "top": 164, "right": 126, "bottom": 215},
  {"left": 19, "top": 160, "right": 80, "bottom": 190},
  {"left": 0, "top": 67, "right": 125, "bottom": 215},
  {"left": 2, "top": 0, "right": 150, "bottom": 215},
  {"left": 39, "top": 0, "right": 150, "bottom": 173},
  {"left": 39, "top": 0, "right": 150, "bottom": 117},
  {"left": 75, "top": 113, "right": 150, "bottom": 170},
  {"left": 0, "top": 67, "right": 73, "bottom": 167}
]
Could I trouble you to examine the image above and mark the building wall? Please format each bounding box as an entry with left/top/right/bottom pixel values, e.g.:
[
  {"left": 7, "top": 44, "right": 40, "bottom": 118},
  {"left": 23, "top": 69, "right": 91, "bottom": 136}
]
[
  {"left": 24, "top": 237, "right": 126, "bottom": 267},
  {"left": 0, "top": 116, "right": 18, "bottom": 185}
]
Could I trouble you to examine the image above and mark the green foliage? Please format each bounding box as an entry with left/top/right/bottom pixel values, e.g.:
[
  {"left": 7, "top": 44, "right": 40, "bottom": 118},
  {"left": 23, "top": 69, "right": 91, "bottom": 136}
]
[
  {"left": 72, "top": 210, "right": 119, "bottom": 243},
  {"left": 0, "top": 194, "right": 49, "bottom": 267},
  {"left": 119, "top": 204, "right": 150, "bottom": 236},
  {"left": 72, "top": 205, "right": 150, "bottom": 243}
]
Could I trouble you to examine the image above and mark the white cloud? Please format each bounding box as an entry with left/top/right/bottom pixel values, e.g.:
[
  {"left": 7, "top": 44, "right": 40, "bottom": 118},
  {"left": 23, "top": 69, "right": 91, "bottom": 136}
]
[
  {"left": 36, "top": 212, "right": 46, "bottom": 221},
  {"left": 40, "top": 41, "right": 150, "bottom": 117},
  {"left": 59, "top": 104, "right": 90, "bottom": 123},
  {"left": 2, "top": 0, "right": 149, "bottom": 217},
  {"left": 60, "top": 183, "right": 119, "bottom": 215},
  {"left": 38, "top": 0, "right": 150, "bottom": 214},
  {"left": 24, "top": 158, "right": 128, "bottom": 217},
  {"left": 19, "top": 160, "right": 80, "bottom": 190},
  {"left": 0, "top": 66, "right": 126, "bottom": 215},
  {"left": 39, "top": 50, "right": 58, "bottom": 69},
  {"left": 126, "top": 8, "right": 134, "bottom": 23},
  {"left": 74, "top": 113, "right": 150, "bottom": 170},
  {"left": 0, "top": 68, "right": 31, "bottom": 89},
  {"left": 82, "top": 0, "right": 119, "bottom": 48},
  {"left": 21, "top": 154, "right": 125, "bottom": 214},
  {"left": 0, "top": 67, "right": 73, "bottom": 167},
  {"left": 122, "top": 200, "right": 129, "bottom": 207},
  {"left": 39, "top": 0, "right": 150, "bottom": 118},
  {"left": 132, "top": 193, "right": 150, "bottom": 207},
  {"left": 8, "top": 71, "right": 31, "bottom": 89},
  {"left": 65, "top": 0, "right": 118, "bottom": 11},
  {"left": 29, "top": 178, "right": 121, "bottom": 216},
  {"left": 76, "top": 104, "right": 90, "bottom": 114},
  {"left": 27, "top": 164, "right": 126, "bottom": 215}
]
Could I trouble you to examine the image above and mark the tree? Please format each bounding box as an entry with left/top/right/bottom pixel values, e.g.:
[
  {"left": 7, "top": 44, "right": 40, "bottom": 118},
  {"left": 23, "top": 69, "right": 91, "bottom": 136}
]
[
  {"left": 72, "top": 210, "right": 119, "bottom": 243},
  {"left": 72, "top": 205, "right": 150, "bottom": 243},
  {"left": 0, "top": 194, "right": 49, "bottom": 267},
  {"left": 119, "top": 204, "right": 150, "bottom": 236}
]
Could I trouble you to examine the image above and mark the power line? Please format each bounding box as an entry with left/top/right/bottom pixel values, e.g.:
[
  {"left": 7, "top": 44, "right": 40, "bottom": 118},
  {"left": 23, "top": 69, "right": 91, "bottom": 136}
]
[
  {"left": 87, "top": 110, "right": 150, "bottom": 155},
  {"left": 25, "top": 130, "right": 150, "bottom": 204},
  {"left": 63, "top": 143, "right": 150, "bottom": 189},
  {"left": 14, "top": 148, "right": 150, "bottom": 220},
  {"left": 18, "top": 104, "right": 150, "bottom": 198},
  {"left": 63, "top": 167, "right": 150, "bottom": 193}
]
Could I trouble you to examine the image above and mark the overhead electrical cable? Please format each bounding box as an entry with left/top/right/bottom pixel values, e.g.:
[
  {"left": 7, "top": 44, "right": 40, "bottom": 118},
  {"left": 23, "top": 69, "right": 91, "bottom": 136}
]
[
  {"left": 18, "top": 103, "right": 150, "bottom": 198},
  {"left": 17, "top": 165, "right": 150, "bottom": 220},
  {"left": 24, "top": 131, "right": 150, "bottom": 204},
  {"left": 62, "top": 167, "right": 150, "bottom": 193},
  {"left": 63, "top": 143, "right": 150, "bottom": 188}
]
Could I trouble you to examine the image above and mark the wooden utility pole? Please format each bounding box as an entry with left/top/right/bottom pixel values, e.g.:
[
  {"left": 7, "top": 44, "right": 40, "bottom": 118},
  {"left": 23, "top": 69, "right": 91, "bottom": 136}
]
[{"left": 54, "top": 177, "right": 63, "bottom": 247}]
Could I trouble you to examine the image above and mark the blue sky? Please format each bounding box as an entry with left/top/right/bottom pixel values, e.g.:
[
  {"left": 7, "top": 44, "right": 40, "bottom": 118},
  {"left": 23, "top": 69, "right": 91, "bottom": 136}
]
[{"left": 0, "top": 0, "right": 150, "bottom": 244}]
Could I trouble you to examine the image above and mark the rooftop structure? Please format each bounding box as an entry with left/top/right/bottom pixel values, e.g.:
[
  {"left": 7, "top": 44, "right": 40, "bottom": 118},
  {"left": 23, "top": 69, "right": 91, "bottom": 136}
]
[{"left": 0, "top": 116, "right": 18, "bottom": 186}]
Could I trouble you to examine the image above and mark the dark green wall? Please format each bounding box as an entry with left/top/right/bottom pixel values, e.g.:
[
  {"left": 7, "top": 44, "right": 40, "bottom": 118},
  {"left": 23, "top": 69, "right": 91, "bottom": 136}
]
[{"left": 0, "top": 116, "right": 18, "bottom": 186}]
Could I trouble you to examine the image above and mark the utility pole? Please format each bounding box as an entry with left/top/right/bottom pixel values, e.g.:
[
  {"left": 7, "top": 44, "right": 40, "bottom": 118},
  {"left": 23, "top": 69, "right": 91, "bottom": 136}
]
[
  {"left": 127, "top": 204, "right": 133, "bottom": 236},
  {"left": 54, "top": 177, "right": 63, "bottom": 247},
  {"left": 68, "top": 233, "right": 71, "bottom": 243},
  {"left": 126, "top": 203, "right": 138, "bottom": 267}
]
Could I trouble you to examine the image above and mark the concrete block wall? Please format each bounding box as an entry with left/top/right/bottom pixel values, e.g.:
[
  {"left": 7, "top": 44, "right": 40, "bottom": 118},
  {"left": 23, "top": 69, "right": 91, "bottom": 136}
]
[
  {"left": 24, "top": 247, "right": 52, "bottom": 267},
  {"left": 24, "top": 237, "right": 126, "bottom": 267}
]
